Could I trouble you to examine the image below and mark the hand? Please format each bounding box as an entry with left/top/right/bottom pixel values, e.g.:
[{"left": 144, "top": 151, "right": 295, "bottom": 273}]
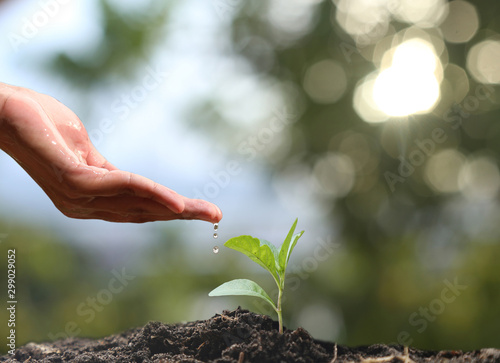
[{"left": 0, "top": 84, "right": 222, "bottom": 223}]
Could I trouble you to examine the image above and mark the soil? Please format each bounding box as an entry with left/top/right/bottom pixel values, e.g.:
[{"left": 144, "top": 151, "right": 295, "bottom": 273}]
[{"left": 2, "top": 308, "right": 499, "bottom": 362}]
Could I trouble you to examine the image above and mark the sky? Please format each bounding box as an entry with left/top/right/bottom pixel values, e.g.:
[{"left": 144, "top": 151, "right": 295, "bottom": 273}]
[{"left": 0, "top": 0, "right": 331, "bottom": 256}]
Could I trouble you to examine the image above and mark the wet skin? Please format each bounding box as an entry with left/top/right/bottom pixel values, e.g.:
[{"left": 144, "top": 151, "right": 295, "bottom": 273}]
[{"left": 0, "top": 83, "right": 222, "bottom": 223}]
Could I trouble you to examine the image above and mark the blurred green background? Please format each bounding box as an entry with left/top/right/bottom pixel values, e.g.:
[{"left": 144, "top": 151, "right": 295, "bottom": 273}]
[{"left": 1, "top": 0, "right": 500, "bottom": 354}]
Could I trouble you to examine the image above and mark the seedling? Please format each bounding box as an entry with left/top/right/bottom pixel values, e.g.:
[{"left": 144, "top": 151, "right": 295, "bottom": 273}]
[{"left": 209, "top": 218, "right": 304, "bottom": 334}]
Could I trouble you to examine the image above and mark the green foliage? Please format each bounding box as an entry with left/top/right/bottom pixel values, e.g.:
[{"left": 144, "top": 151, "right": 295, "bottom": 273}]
[
  {"left": 209, "top": 219, "right": 304, "bottom": 333},
  {"left": 224, "top": 235, "right": 279, "bottom": 281},
  {"left": 209, "top": 279, "right": 276, "bottom": 309},
  {"left": 49, "top": 0, "right": 173, "bottom": 87}
]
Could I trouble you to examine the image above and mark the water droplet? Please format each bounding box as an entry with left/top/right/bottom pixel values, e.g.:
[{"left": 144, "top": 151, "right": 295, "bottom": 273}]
[
  {"left": 213, "top": 246, "right": 219, "bottom": 254},
  {"left": 213, "top": 223, "right": 219, "bottom": 231},
  {"left": 213, "top": 233, "right": 218, "bottom": 239}
]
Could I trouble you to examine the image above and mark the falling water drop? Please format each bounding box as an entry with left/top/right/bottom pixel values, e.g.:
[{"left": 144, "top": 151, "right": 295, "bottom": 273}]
[{"left": 212, "top": 223, "right": 219, "bottom": 253}]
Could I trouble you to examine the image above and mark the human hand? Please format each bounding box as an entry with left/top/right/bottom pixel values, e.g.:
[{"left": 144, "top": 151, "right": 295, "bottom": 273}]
[{"left": 0, "top": 84, "right": 222, "bottom": 223}]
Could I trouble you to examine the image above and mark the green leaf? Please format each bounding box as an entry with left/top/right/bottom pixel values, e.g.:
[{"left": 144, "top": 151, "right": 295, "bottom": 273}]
[
  {"left": 259, "top": 239, "right": 279, "bottom": 268},
  {"left": 278, "top": 219, "right": 304, "bottom": 273},
  {"left": 208, "top": 279, "right": 276, "bottom": 310},
  {"left": 225, "top": 236, "right": 278, "bottom": 280}
]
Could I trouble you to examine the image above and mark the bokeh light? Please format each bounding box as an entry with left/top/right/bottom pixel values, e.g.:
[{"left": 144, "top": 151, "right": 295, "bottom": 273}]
[
  {"left": 312, "top": 152, "right": 355, "bottom": 198},
  {"left": 443, "top": 64, "right": 470, "bottom": 104},
  {"left": 425, "top": 149, "right": 465, "bottom": 193},
  {"left": 334, "top": 0, "right": 448, "bottom": 42},
  {"left": 372, "top": 39, "right": 441, "bottom": 117},
  {"left": 440, "top": 0, "right": 479, "bottom": 44},
  {"left": 303, "top": 59, "right": 347, "bottom": 104},
  {"left": 338, "top": 132, "right": 378, "bottom": 174},
  {"left": 390, "top": 0, "right": 448, "bottom": 28},
  {"left": 467, "top": 39, "right": 500, "bottom": 84},
  {"left": 334, "top": 0, "right": 391, "bottom": 39},
  {"left": 268, "top": 0, "right": 323, "bottom": 45},
  {"left": 353, "top": 73, "right": 389, "bottom": 123},
  {"left": 458, "top": 155, "right": 500, "bottom": 201}
]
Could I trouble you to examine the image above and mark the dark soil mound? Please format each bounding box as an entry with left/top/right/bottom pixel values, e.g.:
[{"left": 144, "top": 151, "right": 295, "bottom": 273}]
[{"left": 1, "top": 308, "right": 499, "bottom": 362}]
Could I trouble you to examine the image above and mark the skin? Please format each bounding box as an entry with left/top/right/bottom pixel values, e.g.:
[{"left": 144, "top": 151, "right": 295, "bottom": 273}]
[{"left": 0, "top": 83, "right": 222, "bottom": 223}]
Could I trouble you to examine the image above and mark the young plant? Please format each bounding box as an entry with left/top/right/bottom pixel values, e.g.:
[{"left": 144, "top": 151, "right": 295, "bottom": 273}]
[{"left": 208, "top": 218, "right": 304, "bottom": 334}]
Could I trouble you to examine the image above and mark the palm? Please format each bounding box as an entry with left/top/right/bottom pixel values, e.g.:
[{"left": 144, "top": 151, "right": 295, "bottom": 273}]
[{"left": 0, "top": 87, "right": 222, "bottom": 223}]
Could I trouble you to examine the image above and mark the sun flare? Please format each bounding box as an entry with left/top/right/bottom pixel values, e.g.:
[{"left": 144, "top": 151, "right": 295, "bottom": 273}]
[{"left": 373, "top": 39, "right": 441, "bottom": 117}]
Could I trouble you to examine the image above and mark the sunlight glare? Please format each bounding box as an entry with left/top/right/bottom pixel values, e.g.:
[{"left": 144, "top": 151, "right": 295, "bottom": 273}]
[{"left": 373, "top": 39, "right": 441, "bottom": 117}]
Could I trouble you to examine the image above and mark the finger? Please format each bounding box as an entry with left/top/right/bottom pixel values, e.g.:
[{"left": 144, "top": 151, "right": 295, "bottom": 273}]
[
  {"left": 64, "top": 210, "right": 170, "bottom": 223},
  {"left": 70, "top": 169, "right": 185, "bottom": 214},
  {"left": 80, "top": 195, "right": 222, "bottom": 223},
  {"left": 59, "top": 195, "right": 182, "bottom": 223},
  {"left": 86, "top": 145, "right": 119, "bottom": 171},
  {"left": 82, "top": 195, "right": 177, "bottom": 216},
  {"left": 177, "top": 197, "right": 223, "bottom": 223}
]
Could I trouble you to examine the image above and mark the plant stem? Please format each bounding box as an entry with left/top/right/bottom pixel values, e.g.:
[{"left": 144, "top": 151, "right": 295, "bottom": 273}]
[
  {"left": 277, "top": 286, "right": 283, "bottom": 334},
  {"left": 276, "top": 272, "right": 287, "bottom": 334}
]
